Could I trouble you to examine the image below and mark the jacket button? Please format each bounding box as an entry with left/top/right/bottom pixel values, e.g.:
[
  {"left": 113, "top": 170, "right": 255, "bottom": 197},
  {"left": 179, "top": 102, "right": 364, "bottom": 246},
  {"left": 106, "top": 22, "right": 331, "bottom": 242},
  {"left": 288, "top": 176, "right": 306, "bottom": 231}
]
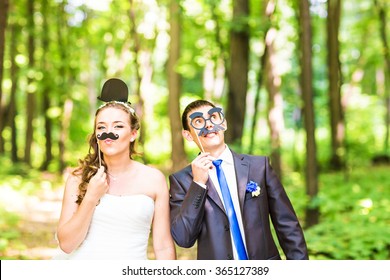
[
  {"left": 227, "top": 254, "right": 233, "bottom": 260},
  {"left": 224, "top": 225, "right": 229, "bottom": 231}
]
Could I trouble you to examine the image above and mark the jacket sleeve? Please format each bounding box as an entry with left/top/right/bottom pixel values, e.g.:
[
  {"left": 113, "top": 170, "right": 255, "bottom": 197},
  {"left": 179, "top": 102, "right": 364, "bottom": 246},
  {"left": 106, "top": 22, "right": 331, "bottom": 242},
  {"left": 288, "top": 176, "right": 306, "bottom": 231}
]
[
  {"left": 169, "top": 173, "right": 208, "bottom": 248},
  {"left": 264, "top": 157, "right": 309, "bottom": 260}
]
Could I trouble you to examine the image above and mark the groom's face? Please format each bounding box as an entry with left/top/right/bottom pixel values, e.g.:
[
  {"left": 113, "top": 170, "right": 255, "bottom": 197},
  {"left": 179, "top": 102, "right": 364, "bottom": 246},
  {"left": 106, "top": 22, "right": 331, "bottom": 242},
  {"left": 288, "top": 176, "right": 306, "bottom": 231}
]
[
  {"left": 185, "top": 105, "right": 227, "bottom": 151},
  {"left": 189, "top": 107, "right": 225, "bottom": 136}
]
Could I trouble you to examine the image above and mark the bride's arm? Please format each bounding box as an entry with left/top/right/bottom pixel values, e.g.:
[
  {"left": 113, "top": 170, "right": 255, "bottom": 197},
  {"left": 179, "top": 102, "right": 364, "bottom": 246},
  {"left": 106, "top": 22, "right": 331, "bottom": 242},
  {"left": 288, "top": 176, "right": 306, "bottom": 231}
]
[
  {"left": 56, "top": 167, "right": 108, "bottom": 254},
  {"left": 151, "top": 170, "right": 177, "bottom": 260}
]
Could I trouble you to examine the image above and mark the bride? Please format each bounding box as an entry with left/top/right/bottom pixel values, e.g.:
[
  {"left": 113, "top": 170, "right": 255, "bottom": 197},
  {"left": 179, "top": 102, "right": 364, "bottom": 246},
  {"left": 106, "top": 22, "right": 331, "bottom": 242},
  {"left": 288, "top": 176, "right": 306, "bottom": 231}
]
[{"left": 54, "top": 79, "right": 176, "bottom": 260}]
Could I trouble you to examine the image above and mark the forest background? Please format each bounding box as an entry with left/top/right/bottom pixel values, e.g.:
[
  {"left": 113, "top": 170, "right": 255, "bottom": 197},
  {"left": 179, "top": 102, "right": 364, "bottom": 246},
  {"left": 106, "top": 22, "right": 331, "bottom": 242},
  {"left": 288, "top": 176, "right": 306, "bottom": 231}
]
[{"left": 0, "top": 0, "right": 389, "bottom": 260}]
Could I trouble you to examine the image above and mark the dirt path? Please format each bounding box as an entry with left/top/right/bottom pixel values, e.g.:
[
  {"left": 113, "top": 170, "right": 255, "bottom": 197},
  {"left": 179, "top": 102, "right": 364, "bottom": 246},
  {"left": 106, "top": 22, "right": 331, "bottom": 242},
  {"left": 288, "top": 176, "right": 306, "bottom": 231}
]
[{"left": 0, "top": 185, "right": 64, "bottom": 259}]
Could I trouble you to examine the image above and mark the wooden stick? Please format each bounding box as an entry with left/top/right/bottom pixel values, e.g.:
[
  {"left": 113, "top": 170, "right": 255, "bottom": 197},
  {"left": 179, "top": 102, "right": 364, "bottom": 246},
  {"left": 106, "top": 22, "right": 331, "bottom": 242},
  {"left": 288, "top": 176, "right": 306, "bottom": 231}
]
[
  {"left": 195, "top": 133, "right": 205, "bottom": 153},
  {"left": 97, "top": 139, "right": 102, "bottom": 167}
]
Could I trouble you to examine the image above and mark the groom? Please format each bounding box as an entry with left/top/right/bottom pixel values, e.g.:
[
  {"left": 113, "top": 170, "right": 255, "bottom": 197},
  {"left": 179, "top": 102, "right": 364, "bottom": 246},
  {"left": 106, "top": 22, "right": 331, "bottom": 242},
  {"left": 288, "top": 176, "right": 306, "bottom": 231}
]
[{"left": 169, "top": 99, "right": 308, "bottom": 260}]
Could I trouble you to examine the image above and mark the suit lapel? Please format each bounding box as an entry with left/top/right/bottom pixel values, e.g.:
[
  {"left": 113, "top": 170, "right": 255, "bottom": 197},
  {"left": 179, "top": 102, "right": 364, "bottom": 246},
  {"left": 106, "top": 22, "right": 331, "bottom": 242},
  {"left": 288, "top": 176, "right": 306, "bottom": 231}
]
[
  {"left": 206, "top": 179, "right": 225, "bottom": 212},
  {"left": 232, "top": 151, "right": 249, "bottom": 213}
]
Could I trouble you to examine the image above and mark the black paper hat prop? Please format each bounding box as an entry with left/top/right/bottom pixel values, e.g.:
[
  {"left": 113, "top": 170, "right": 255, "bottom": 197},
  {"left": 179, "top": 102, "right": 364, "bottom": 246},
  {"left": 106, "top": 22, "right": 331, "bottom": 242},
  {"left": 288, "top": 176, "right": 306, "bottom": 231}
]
[
  {"left": 96, "top": 78, "right": 131, "bottom": 167},
  {"left": 98, "top": 78, "right": 129, "bottom": 103}
]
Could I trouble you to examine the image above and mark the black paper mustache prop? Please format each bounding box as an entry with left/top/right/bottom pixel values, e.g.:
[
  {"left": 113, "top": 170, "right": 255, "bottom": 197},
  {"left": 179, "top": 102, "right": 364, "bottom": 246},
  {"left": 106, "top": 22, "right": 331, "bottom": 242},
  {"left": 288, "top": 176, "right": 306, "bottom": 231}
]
[
  {"left": 96, "top": 132, "right": 119, "bottom": 167},
  {"left": 97, "top": 132, "right": 119, "bottom": 140},
  {"left": 193, "top": 124, "right": 225, "bottom": 153},
  {"left": 197, "top": 125, "right": 225, "bottom": 137}
]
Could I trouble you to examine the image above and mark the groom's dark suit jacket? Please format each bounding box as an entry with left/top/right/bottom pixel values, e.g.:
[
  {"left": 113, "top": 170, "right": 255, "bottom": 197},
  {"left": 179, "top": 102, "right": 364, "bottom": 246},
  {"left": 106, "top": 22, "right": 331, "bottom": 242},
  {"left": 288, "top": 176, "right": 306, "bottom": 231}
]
[{"left": 169, "top": 150, "right": 308, "bottom": 260}]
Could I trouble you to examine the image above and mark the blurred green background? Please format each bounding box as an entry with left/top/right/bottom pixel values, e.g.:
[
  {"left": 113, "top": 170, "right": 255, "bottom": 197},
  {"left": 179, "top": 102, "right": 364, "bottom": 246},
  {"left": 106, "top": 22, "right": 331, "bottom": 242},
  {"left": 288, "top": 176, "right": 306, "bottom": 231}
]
[{"left": 0, "top": 0, "right": 389, "bottom": 259}]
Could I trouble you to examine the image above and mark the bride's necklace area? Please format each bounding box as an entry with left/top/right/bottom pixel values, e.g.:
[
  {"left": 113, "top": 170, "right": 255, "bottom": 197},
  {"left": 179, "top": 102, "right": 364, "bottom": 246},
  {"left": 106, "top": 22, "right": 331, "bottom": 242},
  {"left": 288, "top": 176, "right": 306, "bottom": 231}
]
[
  {"left": 106, "top": 164, "right": 137, "bottom": 196},
  {"left": 107, "top": 170, "right": 128, "bottom": 182}
]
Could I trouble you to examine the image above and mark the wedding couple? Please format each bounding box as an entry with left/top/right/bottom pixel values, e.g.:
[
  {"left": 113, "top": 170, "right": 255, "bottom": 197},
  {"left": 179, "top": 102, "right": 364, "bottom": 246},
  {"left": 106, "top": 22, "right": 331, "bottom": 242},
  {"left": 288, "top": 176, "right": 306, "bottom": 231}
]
[{"left": 54, "top": 79, "right": 308, "bottom": 260}]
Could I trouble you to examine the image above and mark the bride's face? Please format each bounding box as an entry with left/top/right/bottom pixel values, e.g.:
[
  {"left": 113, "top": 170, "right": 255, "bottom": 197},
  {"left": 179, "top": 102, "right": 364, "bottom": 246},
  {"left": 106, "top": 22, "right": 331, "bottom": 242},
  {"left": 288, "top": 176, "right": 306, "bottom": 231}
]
[{"left": 95, "top": 107, "right": 136, "bottom": 157}]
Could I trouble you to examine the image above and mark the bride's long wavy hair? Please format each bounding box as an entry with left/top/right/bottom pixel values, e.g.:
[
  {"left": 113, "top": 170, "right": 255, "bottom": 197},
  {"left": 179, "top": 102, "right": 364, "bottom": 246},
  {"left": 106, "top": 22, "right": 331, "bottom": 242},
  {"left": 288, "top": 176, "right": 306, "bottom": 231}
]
[{"left": 73, "top": 101, "right": 140, "bottom": 205}]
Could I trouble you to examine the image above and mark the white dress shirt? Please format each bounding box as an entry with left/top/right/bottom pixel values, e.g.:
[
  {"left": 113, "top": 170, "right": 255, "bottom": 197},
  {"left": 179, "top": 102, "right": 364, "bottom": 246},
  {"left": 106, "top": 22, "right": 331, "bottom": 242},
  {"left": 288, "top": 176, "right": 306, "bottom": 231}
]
[{"left": 207, "top": 146, "right": 248, "bottom": 260}]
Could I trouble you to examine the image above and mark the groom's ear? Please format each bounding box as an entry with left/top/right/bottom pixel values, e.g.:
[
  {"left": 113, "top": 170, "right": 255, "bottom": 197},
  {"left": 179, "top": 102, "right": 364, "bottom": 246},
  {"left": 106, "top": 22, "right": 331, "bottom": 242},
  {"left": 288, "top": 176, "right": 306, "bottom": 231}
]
[{"left": 182, "top": 130, "right": 194, "bottom": 142}]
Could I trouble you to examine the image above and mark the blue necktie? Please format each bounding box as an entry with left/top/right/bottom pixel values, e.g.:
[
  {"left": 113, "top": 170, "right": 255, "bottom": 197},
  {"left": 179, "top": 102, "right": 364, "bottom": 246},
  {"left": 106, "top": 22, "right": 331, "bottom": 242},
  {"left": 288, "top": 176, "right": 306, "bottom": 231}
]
[{"left": 213, "top": 159, "right": 248, "bottom": 260}]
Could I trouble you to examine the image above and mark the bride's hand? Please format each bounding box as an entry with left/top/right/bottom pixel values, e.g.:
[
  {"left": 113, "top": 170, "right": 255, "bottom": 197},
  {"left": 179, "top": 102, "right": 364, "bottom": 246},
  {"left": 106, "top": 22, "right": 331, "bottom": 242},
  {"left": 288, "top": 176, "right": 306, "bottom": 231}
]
[{"left": 85, "top": 166, "right": 109, "bottom": 203}]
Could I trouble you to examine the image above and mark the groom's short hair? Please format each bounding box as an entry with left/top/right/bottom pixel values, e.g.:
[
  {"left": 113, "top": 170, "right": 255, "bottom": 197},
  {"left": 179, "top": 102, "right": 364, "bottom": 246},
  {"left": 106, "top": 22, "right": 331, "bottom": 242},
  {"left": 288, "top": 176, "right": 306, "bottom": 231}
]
[{"left": 181, "top": 100, "right": 216, "bottom": 131}]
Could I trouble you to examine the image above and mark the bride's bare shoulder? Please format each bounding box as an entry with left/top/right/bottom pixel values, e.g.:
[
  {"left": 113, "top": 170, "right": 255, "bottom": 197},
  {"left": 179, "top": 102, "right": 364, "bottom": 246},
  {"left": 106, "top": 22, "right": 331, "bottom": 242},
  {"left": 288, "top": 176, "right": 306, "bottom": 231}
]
[
  {"left": 63, "top": 168, "right": 83, "bottom": 189},
  {"left": 135, "top": 162, "right": 166, "bottom": 183}
]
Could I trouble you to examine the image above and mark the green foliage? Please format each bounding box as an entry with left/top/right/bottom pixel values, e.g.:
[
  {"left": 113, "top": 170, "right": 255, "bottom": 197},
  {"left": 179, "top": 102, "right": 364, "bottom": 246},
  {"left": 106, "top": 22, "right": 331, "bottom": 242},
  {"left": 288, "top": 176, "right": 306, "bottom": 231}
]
[
  {"left": 260, "top": 164, "right": 390, "bottom": 260},
  {"left": 306, "top": 218, "right": 390, "bottom": 260},
  {"left": 0, "top": 156, "right": 64, "bottom": 259},
  {"left": 0, "top": 207, "right": 21, "bottom": 254},
  {"left": 0, "top": 156, "right": 63, "bottom": 195},
  {"left": 1, "top": 0, "right": 390, "bottom": 261},
  {"left": 290, "top": 166, "right": 390, "bottom": 260}
]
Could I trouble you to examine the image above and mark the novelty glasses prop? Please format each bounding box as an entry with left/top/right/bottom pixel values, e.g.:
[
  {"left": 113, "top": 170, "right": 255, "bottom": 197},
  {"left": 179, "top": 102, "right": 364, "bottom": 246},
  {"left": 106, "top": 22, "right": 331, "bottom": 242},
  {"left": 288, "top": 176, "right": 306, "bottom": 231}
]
[{"left": 188, "top": 107, "right": 226, "bottom": 152}]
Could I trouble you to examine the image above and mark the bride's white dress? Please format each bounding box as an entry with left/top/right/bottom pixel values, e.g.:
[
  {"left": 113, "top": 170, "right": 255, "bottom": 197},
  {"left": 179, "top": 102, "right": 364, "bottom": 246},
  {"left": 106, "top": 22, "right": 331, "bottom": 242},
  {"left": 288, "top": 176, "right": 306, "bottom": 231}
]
[{"left": 53, "top": 194, "right": 154, "bottom": 260}]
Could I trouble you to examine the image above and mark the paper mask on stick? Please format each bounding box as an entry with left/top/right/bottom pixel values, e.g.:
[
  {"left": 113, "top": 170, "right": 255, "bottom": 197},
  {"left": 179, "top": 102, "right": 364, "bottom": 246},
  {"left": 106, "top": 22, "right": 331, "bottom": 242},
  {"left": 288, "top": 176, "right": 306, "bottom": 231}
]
[
  {"left": 188, "top": 107, "right": 226, "bottom": 152},
  {"left": 96, "top": 78, "right": 130, "bottom": 167}
]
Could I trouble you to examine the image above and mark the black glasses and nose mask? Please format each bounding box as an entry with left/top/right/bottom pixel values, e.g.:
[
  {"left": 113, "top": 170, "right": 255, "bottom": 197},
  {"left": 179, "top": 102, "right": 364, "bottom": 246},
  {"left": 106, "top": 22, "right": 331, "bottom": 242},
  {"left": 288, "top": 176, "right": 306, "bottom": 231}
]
[
  {"left": 189, "top": 107, "right": 226, "bottom": 136},
  {"left": 96, "top": 132, "right": 119, "bottom": 140}
]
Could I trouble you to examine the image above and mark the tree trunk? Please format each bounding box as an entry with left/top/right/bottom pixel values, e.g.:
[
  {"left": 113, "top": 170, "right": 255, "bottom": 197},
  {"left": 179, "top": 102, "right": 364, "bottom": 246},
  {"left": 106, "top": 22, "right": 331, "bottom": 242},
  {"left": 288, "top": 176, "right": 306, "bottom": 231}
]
[
  {"left": 129, "top": 0, "right": 147, "bottom": 163},
  {"left": 168, "top": 1, "right": 187, "bottom": 172},
  {"left": 24, "top": 0, "right": 36, "bottom": 165},
  {"left": 8, "top": 22, "right": 19, "bottom": 162},
  {"left": 57, "top": 0, "right": 68, "bottom": 173},
  {"left": 374, "top": 0, "right": 390, "bottom": 154},
  {"left": 264, "top": 27, "right": 283, "bottom": 179},
  {"left": 206, "top": 1, "right": 228, "bottom": 103},
  {"left": 298, "top": 0, "right": 319, "bottom": 228},
  {"left": 249, "top": 0, "right": 273, "bottom": 154},
  {"left": 40, "top": 0, "right": 53, "bottom": 170},
  {"left": 59, "top": 99, "right": 73, "bottom": 172},
  {"left": 0, "top": 0, "right": 9, "bottom": 153},
  {"left": 327, "top": 0, "right": 344, "bottom": 170},
  {"left": 225, "top": 0, "right": 249, "bottom": 147}
]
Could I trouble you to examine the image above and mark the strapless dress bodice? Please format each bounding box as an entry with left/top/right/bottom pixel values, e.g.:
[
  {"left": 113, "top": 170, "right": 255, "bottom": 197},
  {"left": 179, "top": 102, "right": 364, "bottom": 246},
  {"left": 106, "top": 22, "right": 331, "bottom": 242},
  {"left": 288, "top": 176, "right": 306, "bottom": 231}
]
[{"left": 54, "top": 194, "right": 154, "bottom": 260}]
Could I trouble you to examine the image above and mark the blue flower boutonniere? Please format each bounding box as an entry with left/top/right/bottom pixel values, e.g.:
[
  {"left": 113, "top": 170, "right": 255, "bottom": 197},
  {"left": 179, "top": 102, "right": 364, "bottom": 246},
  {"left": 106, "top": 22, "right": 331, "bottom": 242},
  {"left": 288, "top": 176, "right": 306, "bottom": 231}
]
[{"left": 246, "top": 181, "right": 261, "bottom": 197}]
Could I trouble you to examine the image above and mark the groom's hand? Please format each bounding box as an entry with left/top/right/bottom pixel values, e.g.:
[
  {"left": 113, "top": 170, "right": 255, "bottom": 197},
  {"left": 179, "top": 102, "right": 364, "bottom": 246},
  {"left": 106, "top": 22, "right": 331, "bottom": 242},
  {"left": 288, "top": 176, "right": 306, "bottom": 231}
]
[{"left": 191, "top": 152, "right": 215, "bottom": 185}]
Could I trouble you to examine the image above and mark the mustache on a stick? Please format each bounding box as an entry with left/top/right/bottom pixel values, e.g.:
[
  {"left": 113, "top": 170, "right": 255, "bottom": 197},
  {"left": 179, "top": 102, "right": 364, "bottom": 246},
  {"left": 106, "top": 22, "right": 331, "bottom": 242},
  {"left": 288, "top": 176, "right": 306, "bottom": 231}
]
[
  {"left": 96, "top": 132, "right": 119, "bottom": 167},
  {"left": 97, "top": 132, "right": 119, "bottom": 140}
]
